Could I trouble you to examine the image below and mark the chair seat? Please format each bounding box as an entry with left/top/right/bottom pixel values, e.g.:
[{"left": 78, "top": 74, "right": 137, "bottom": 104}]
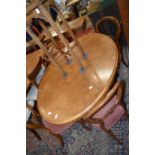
[
  {"left": 92, "top": 95, "right": 125, "bottom": 129},
  {"left": 43, "top": 120, "right": 73, "bottom": 134}
]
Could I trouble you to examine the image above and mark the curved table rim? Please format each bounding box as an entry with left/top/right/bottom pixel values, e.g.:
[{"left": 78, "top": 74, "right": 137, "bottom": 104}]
[{"left": 37, "top": 32, "right": 120, "bottom": 124}]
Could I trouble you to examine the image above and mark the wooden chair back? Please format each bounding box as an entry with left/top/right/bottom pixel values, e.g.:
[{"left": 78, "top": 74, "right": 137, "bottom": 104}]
[
  {"left": 95, "top": 16, "right": 121, "bottom": 42},
  {"left": 95, "top": 16, "right": 128, "bottom": 67},
  {"left": 26, "top": 102, "right": 65, "bottom": 146},
  {"left": 26, "top": 55, "right": 49, "bottom": 93}
]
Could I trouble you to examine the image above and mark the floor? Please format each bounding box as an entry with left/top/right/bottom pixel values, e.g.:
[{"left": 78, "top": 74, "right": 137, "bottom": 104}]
[{"left": 26, "top": 15, "right": 129, "bottom": 155}]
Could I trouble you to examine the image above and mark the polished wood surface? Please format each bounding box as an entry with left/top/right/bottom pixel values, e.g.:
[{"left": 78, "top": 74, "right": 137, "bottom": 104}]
[
  {"left": 26, "top": 49, "right": 44, "bottom": 89},
  {"left": 26, "top": 49, "right": 44, "bottom": 75},
  {"left": 37, "top": 33, "right": 119, "bottom": 124}
]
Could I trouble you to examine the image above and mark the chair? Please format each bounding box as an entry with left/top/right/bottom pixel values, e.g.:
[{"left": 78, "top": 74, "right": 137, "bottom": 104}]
[
  {"left": 26, "top": 52, "right": 70, "bottom": 146},
  {"left": 26, "top": 52, "right": 50, "bottom": 94},
  {"left": 95, "top": 16, "right": 128, "bottom": 67},
  {"left": 26, "top": 54, "right": 91, "bottom": 145},
  {"left": 26, "top": 53, "right": 50, "bottom": 128},
  {"left": 26, "top": 53, "right": 90, "bottom": 146},
  {"left": 26, "top": 30, "right": 52, "bottom": 54},
  {"left": 26, "top": 101, "right": 91, "bottom": 146},
  {"left": 84, "top": 80, "right": 128, "bottom": 144},
  {"left": 26, "top": 53, "right": 69, "bottom": 146},
  {"left": 26, "top": 102, "right": 73, "bottom": 146},
  {"left": 26, "top": 8, "right": 57, "bottom": 54}
]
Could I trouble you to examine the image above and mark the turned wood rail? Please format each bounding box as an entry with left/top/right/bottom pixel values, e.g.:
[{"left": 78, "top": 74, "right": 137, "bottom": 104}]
[{"left": 26, "top": 0, "right": 88, "bottom": 76}]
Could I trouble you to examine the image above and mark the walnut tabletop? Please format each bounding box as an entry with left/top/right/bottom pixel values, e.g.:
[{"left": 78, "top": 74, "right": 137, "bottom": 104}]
[{"left": 37, "top": 33, "right": 119, "bottom": 124}]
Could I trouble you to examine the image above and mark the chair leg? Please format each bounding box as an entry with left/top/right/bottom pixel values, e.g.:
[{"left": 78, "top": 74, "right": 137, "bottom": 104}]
[
  {"left": 122, "top": 102, "right": 129, "bottom": 121},
  {"left": 41, "top": 126, "right": 64, "bottom": 146},
  {"left": 116, "top": 40, "right": 129, "bottom": 67},
  {"left": 79, "top": 119, "right": 91, "bottom": 131},
  {"left": 43, "top": 128, "right": 65, "bottom": 146},
  {"left": 124, "top": 111, "right": 129, "bottom": 121},
  {"left": 29, "top": 129, "right": 41, "bottom": 141},
  {"left": 27, "top": 123, "right": 64, "bottom": 146},
  {"left": 55, "top": 134, "right": 64, "bottom": 147},
  {"left": 121, "top": 55, "right": 129, "bottom": 67},
  {"left": 100, "top": 124, "right": 123, "bottom": 145}
]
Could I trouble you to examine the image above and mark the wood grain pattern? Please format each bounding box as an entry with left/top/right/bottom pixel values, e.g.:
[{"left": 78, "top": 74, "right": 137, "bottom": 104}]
[
  {"left": 26, "top": 49, "right": 44, "bottom": 89},
  {"left": 37, "top": 33, "right": 119, "bottom": 124}
]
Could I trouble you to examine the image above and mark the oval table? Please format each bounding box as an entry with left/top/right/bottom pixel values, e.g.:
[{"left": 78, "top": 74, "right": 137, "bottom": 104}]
[{"left": 37, "top": 32, "right": 119, "bottom": 125}]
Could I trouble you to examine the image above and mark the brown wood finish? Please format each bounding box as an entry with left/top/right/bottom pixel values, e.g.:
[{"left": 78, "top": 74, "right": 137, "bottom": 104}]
[
  {"left": 38, "top": 4, "right": 85, "bottom": 70},
  {"left": 96, "top": 16, "right": 121, "bottom": 41},
  {"left": 78, "top": 119, "right": 91, "bottom": 131},
  {"left": 26, "top": 49, "right": 44, "bottom": 90},
  {"left": 26, "top": 103, "right": 91, "bottom": 145},
  {"left": 26, "top": 0, "right": 53, "bottom": 15},
  {"left": 26, "top": 51, "right": 50, "bottom": 93},
  {"left": 37, "top": 33, "right": 119, "bottom": 125},
  {"left": 26, "top": 32, "right": 46, "bottom": 54},
  {"left": 26, "top": 103, "right": 64, "bottom": 146},
  {"left": 83, "top": 80, "right": 128, "bottom": 144},
  {"left": 26, "top": 50, "right": 44, "bottom": 74},
  {"left": 26, "top": 25, "right": 68, "bottom": 76},
  {"left": 28, "top": 129, "right": 41, "bottom": 140},
  {"left": 26, "top": 1, "right": 40, "bottom": 15},
  {"left": 39, "top": 21, "right": 70, "bottom": 62},
  {"left": 26, "top": 122, "right": 64, "bottom": 146},
  {"left": 95, "top": 16, "right": 128, "bottom": 67},
  {"left": 84, "top": 80, "right": 124, "bottom": 118},
  {"left": 27, "top": 0, "right": 86, "bottom": 73},
  {"left": 100, "top": 124, "right": 122, "bottom": 144},
  {"left": 39, "top": 21, "right": 56, "bottom": 44},
  {"left": 117, "top": 0, "right": 129, "bottom": 45},
  {"left": 57, "top": 11, "right": 86, "bottom": 57}
]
